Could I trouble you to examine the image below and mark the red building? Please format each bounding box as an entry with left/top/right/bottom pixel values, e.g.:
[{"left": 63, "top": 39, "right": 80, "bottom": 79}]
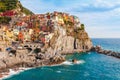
[
  {"left": 40, "top": 37, "right": 45, "bottom": 43},
  {"left": 1, "top": 10, "right": 16, "bottom": 17}
]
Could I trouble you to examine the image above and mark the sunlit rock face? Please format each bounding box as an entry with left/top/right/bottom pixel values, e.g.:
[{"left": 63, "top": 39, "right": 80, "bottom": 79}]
[
  {"left": 51, "top": 29, "right": 92, "bottom": 54},
  {"left": 45, "top": 13, "right": 93, "bottom": 54}
]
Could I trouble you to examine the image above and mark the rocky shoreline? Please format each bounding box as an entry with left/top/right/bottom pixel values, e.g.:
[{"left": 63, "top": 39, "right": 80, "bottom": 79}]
[
  {"left": 0, "top": 67, "right": 32, "bottom": 80},
  {"left": 91, "top": 45, "right": 120, "bottom": 58},
  {"left": 1, "top": 45, "right": 120, "bottom": 79},
  {"left": 0, "top": 47, "right": 66, "bottom": 79},
  {"left": 0, "top": 59, "right": 65, "bottom": 79},
  {"left": 0, "top": 46, "right": 92, "bottom": 79},
  {"left": 0, "top": 48, "right": 88, "bottom": 73}
]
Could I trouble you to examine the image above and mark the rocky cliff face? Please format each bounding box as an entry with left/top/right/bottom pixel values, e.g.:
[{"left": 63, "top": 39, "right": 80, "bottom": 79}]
[{"left": 46, "top": 19, "right": 93, "bottom": 55}]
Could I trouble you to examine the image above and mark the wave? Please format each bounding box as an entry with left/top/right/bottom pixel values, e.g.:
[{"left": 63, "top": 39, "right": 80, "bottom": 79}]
[
  {"left": 56, "top": 70, "right": 61, "bottom": 73},
  {"left": 0, "top": 60, "right": 85, "bottom": 79},
  {"left": 1, "top": 68, "right": 31, "bottom": 80},
  {"left": 76, "top": 60, "right": 85, "bottom": 64},
  {"left": 61, "top": 60, "right": 85, "bottom": 65},
  {"left": 61, "top": 61, "right": 73, "bottom": 65}
]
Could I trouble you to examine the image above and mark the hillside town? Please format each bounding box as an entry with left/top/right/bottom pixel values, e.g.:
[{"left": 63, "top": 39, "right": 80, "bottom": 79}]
[
  {"left": 0, "top": 1, "right": 94, "bottom": 79},
  {"left": 1, "top": 1, "right": 120, "bottom": 80},
  {"left": 0, "top": 11, "right": 83, "bottom": 50}
]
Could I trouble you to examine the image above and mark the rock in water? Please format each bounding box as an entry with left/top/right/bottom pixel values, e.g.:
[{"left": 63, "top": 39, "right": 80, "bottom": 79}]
[{"left": 72, "top": 59, "right": 77, "bottom": 64}]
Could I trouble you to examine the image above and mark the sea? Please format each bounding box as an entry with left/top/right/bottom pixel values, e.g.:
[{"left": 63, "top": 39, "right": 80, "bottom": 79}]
[{"left": 3, "top": 38, "right": 120, "bottom": 80}]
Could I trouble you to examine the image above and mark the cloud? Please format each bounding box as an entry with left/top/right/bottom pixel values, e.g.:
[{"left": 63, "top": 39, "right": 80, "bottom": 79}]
[
  {"left": 69, "top": 0, "right": 120, "bottom": 13},
  {"left": 94, "top": 0, "right": 120, "bottom": 8}
]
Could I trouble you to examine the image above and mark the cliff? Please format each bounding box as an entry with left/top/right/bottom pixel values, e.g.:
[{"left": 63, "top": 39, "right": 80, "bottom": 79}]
[{"left": 46, "top": 17, "right": 93, "bottom": 55}]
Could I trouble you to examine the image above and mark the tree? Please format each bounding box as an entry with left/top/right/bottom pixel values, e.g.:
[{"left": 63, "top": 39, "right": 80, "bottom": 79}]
[
  {"left": 81, "top": 24, "right": 85, "bottom": 30},
  {"left": 0, "top": 17, "right": 11, "bottom": 24}
]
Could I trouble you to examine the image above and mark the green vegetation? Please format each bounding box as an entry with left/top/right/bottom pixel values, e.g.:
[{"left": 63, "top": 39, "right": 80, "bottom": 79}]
[
  {"left": 76, "top": 24, "right": 85, "bottom": 31},
  {"left": 0, "top": 0, "right": 33, "bottom": 24},
  {"left": 64, "top": 20, "right": 74, "bottom": 26},
  {"left": 81, "top": 24, "right": 85, "bottom": 30},
  {"left": 0, "top": 0, "right": 18, "bottom": 12},
  {"left": 0, "top": 17, "right": 11, "bottom": 24},
  {"left": 21, "top": 7, "right": 33, "bottom": 15},
  {"left": 16, "top": 0, "right": 33, "bottom": 15},
  {"left": 0, "top": 0, "right": 33, "bottom": 14}
]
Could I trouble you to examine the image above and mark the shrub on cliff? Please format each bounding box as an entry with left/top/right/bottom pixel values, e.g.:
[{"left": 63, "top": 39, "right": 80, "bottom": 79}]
[
  {"left": 0, "top": 0, "right": 18, "bottom": 12},
  {"left": 81, "top": 24, "right": 85, "bottom": 30},
  {"left": 0, "top": 16, "right": 11, "bottom": 24}
]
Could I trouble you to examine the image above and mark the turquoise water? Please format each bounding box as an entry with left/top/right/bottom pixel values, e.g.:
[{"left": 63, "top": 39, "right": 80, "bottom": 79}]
[{"left": 4, "top": 38, "right": 120, "bottom": 80}]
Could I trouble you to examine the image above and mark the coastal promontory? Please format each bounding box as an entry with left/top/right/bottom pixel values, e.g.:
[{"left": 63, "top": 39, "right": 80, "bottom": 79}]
[{"left": 0, "top": 0, "right": 92, "bottom": 75}]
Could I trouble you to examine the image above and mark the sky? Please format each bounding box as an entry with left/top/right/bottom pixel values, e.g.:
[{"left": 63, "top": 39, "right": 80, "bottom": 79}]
[{"left": 20, "top": 0, "right": 120, "bottom": 38}]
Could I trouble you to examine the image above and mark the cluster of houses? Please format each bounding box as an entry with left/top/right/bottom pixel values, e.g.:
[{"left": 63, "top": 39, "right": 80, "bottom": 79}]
[
  {"left": 0, "top": 10, "right": 17, "bottom": 17},
  {"left": 0, "top": 11, "right": 81, "bottom": 46}
]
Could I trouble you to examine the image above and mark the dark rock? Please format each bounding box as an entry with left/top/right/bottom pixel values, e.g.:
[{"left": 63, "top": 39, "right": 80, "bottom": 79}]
[
  {"left": 26, "top": 63, "right": 34, "bottom": 67},
  {"left": 93, "top": 45, "right": 120, "bottom": 59},
  {"left": 26, "top": 47, "right": 32, "bottom": 53},
  {"left": 96, "top": 45, "right": 102, "bottom": 50},
  {"left": 34, "top": 48, "right": 41, "bottom": 54},
  {"left": 24, "top": 45, "right": 29, "bottom": 48},
  {"left": 72, "top": 59, "right": 77, "bottom": 64},
  {"left": 9, "top": 50, "right": 16, "bottom": 56},
  {"left": 103, "top": 50, "right": 109, "bottom": 54},
  {"left": 111, "top": 52, "right": 116, "bottom": 56},
  {"left": 116, "top": 53, "right": 120, "bottom": 58},
  {"left": 0, "top": 48, "right": 2, "bottom": 52},
  {"left": 50, "top": 55, "right": 65, "bottom": 63},
  {"left": 90, "top": 46, "right": 95, "bottom": 51},
  {"left": 107, "top": 50, "right": 111, "bottom": 53},
  {"left": 35, "top": 53, "right": 44, "bottom": 60}
]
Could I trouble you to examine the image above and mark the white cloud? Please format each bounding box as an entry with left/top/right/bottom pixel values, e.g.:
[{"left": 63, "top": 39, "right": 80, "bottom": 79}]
[{"left": 93, "top": 0, "right": 120, "bottom": 8}]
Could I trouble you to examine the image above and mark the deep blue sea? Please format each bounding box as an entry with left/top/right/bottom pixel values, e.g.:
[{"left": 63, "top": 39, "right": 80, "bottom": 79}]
[{"left": 4, "top": 38, "right": 120, "bottom": 80}]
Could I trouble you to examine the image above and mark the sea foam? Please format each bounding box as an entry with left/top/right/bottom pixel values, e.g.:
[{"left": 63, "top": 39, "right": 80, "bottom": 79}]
[
  {"left": 61, "top": 60, "right": 85, "bottom": 65},
  {"left": 56, "top": 70, "right": 61, "bottom": 73},
  {"left": 62, "top": 61, "right": 73, "bottom": 65},
  {"left": 1, "top": 68, "right": 30, "bottom": 80},
  {"left": 76, "top": 60, "right": 85, "bottom": 64}
]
